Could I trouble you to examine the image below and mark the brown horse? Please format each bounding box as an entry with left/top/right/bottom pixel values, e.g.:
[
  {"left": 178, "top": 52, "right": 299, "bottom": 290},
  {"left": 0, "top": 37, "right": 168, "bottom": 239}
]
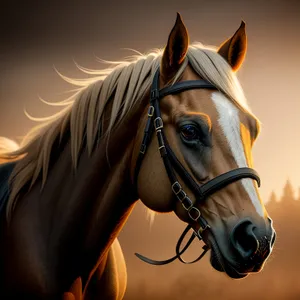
[{"left": 0, "top": 14, "right": 275, "bottom": 300}]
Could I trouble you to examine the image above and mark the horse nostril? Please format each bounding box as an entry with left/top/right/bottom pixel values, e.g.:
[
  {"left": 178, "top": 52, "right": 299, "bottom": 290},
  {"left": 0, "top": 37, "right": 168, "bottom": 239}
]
[{"left": 230, "top": 220, "right": 259, "bottom": 259}]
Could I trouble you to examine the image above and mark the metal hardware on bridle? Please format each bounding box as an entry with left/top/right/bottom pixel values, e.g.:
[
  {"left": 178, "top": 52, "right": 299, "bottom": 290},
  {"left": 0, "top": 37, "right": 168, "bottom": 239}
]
[{"left": 134, "top": 67, "right": 261, "bottom": 266}]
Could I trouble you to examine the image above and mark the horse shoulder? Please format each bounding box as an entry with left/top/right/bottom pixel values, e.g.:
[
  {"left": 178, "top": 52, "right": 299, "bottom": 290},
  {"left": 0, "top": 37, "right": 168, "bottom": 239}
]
[{"left": 84, "top": 238, "right": 127, "bottom": 300}]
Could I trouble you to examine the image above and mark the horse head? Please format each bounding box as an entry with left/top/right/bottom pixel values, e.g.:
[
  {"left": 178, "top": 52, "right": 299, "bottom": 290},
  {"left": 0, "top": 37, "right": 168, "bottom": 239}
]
[{"left": 133, "top": 14, "right": 276, "bottom": 279}]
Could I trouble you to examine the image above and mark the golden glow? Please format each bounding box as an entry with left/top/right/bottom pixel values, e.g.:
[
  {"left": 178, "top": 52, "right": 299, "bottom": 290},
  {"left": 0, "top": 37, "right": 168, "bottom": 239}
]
[
  {"left": 240, "top": 123, "right": 254, "bottom": 168},
  {"left": 185, "top": 111, "right": 212, "bottom": 131}
]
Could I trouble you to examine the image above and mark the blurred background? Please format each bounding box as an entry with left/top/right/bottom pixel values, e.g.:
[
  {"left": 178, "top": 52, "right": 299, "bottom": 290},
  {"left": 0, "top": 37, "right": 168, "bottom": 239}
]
[{"left": 0, "top": 0, "right": 299, "bottom": 299}]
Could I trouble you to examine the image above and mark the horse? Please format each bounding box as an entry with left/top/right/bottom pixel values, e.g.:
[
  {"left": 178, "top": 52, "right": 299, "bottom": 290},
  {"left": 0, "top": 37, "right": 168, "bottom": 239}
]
[{"left": 0, "top": 13, "right": 276, "bottom": 300}]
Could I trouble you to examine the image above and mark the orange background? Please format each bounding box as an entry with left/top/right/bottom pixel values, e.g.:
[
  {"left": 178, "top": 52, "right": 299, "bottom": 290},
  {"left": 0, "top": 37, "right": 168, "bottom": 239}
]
[{"left": 0, "top": 1, "right": 299, "bottom": 299}]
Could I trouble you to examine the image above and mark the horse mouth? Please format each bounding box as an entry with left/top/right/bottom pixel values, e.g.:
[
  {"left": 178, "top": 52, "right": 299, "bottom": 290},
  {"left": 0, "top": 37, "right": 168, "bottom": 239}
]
[
  {"left": 208, "top": 235, "right": 248, "bottom": 279},
  {"left": 210, "top": 250, "right": 248, "bottom": 279}
]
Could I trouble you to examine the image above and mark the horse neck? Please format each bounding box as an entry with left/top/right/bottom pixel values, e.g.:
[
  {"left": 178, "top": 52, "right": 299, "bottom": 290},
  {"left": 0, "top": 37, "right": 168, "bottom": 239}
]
[
  {"left": 82, "top": 92, "right": 149, "bottom": 251},
  {"left": 38, "top": 90, "right": 148, "bottom": 276}
]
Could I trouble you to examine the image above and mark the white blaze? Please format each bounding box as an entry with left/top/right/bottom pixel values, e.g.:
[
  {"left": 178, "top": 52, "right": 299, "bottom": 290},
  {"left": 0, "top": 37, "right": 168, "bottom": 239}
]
[{"left": 211, "top": 92, "right": 264, "bottom": 216}]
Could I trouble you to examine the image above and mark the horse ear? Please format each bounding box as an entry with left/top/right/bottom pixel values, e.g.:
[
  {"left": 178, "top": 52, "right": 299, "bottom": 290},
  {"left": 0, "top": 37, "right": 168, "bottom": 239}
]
[
  {"left": 218, "top": 21, "right": 247, "bottom": 72},
  {"left": 161, "top": 13, "right": 189, "bottom": 80}
]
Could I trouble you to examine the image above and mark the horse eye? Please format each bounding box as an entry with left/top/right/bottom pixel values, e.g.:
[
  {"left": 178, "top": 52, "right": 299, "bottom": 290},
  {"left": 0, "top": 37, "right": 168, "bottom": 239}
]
[{"left": 180, "top": 124, "right": 199, "bottom": 141}]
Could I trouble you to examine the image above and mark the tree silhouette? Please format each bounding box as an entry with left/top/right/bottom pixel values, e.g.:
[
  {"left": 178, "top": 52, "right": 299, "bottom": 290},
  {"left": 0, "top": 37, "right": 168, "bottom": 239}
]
[
  {"left": 269, "top": 190, "right": 277, "bottom": 204},
  {"left": 281, "top": 179, "right": 295, "bottom": 202},
  {"left": 124, "top": 178, "right": 300, "bottom": 300}
]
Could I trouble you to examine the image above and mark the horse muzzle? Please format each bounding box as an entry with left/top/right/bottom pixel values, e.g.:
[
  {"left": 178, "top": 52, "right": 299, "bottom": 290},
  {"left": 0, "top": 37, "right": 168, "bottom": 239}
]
[{"left": 206, "top": 217, "right": 276, "bottom": 279}]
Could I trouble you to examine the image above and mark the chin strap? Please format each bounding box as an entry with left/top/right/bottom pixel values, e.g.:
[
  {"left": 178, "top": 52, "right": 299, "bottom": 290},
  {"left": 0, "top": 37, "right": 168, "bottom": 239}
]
[{"left": 135, "top": 224, "right": 210, "bottom": 265}]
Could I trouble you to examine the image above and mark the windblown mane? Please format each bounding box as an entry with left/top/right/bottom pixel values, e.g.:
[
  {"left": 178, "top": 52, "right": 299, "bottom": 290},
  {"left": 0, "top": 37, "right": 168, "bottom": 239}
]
[{"left": 0, "top": 43, "right": 257, "bottom": 220}]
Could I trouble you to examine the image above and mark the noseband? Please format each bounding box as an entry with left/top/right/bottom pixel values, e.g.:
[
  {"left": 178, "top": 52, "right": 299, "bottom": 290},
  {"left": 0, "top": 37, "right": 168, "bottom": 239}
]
[{"left": 134, "top": 67, "right": 261, "bottom": 265}]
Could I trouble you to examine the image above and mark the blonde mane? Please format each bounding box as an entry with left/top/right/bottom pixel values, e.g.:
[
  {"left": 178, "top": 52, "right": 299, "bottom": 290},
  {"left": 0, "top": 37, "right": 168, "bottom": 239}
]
[{"left": 0, "top": 43, "right": 256, "bottom": 220}]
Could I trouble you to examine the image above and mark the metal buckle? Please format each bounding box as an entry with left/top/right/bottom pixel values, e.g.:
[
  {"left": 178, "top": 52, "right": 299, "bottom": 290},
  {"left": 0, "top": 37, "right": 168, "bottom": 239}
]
[
  {"left": 197, "top": 224, "right": 211, "bottom": 239},
  {"left": 181, "top": 196, "right": 193, "bottom": 211},
  {"left": 196, "top": 228, "right": 203, "bottom": 239},
  {"left": 158, "top": 145, "right": 167, "bottom": 156},
  {"left": 148, "top": 106, "right": 154, "bottom": 117},
  {"left": 188, "top": 206, "right": 201, "bottom": 221},
  {"left": 176, "top": 190, "right": 187, "bottom": 202},
  {"left": 154, "top": 117, "right": 163, "bottom": 130},
  {"left": 140, "top": 144, "right": 146, "bottom": 154},
  {"left": 195, "top": 228, "right": 203, "bottom": 239},
  {"left": 172, "top": 182, "right": 182, "bottom": 195},
  {"left": 150, "top": 89, "right": 159, "bottom": 101}
]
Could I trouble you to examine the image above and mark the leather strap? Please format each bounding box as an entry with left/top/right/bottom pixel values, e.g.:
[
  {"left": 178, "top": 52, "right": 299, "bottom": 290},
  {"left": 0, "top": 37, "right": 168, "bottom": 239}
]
[
  {"left": 200, "top": 167, "right": 260, "bottom": 198},
  {"left": 135, "top": 224, "right": 209, "bottom": 265},
  {"left": 159, "top": 80, "right": 215, "bottom": 98},
  {"left": 134, "top": 70, "right": 215, "bottom": 185},
  {"left": 134, "top": 67, "right": 261, "bottom": 266}
]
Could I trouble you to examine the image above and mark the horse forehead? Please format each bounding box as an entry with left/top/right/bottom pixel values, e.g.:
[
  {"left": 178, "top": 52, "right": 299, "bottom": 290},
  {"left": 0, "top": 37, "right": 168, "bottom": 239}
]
[
  {"left": 164, "top": 89, "right": 219, "bottom": 117},
  {"left": 162, "top": 65, "right": 219, "bottom": 114},
  {"left": 175, "top": 90, "right": 255, "bottom": 138},
  {"left": 210, "top": 92, "right": 257, "bottom": 133},
  {"left": 162, "top": 85, "right": 254, "bottom": 135},
  {"left": 210, "top": 92, "right": 260, "bottom": 152}
]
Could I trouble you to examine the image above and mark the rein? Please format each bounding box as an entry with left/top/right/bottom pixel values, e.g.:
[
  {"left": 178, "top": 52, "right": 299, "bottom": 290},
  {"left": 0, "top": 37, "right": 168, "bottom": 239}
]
[{"left": 134, "top": 68, "right": 260, "bottom": 265}]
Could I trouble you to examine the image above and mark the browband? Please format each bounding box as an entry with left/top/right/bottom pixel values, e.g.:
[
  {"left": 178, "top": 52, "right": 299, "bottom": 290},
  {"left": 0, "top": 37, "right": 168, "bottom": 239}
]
[
  {"left": 159, "top": 80, "right": 216, "bottom": 98},
  {"left": 134, "top": 68, "right": 261, "bottom": 266}
]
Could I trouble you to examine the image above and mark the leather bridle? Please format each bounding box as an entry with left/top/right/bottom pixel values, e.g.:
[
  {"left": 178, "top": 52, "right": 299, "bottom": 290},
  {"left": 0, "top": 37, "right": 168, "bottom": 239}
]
[{"left": 134, "top": 67, "right": 261, "bottom": 265}]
